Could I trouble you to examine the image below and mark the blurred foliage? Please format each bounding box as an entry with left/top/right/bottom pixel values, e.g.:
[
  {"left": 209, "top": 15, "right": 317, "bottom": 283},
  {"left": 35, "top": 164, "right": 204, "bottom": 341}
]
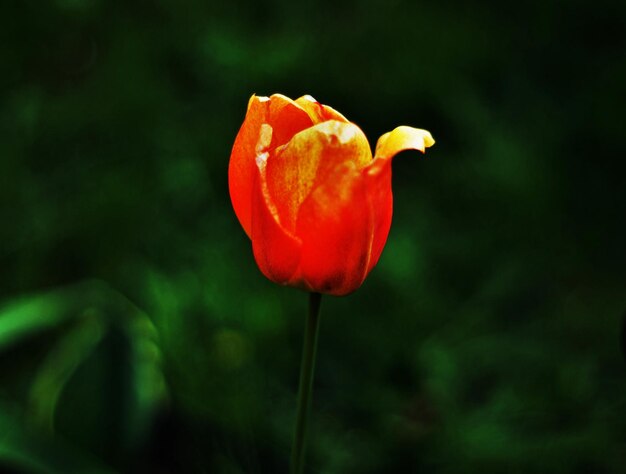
[{"left": 1, "top": 0, "right": 625, "bottom": 472}]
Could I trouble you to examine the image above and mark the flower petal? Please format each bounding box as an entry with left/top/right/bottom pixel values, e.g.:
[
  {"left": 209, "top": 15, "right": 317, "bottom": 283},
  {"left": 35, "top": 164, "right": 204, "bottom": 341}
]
[
  {"left": 266, "top": 94, "right": 315, "bottom": 148},
  {"left": 229, "top": 96, "right": 268, "bottom": 237},
  {"left": 363, "top": 159, "right": 394, "bottom": 274},
  {"left": 295, "top": 95, "right": 349, "bottom": 123},
  {"left": 229, "top": 94, "right": 313, "bottom": 237},
  {"left": 296, "top": 164, "right": 374, "bottom": 296},
  {"left": 251, "top": 151, "right": 303, "bottom": 285},
  {"left": 374, "top": 126, "right": 435, "bottom": 160},
  {"left": 266, "top": 120, "right": 372, "bottom": 232},
  {"left": 363, "top": 126, "right": 435, "bottom": 273}
]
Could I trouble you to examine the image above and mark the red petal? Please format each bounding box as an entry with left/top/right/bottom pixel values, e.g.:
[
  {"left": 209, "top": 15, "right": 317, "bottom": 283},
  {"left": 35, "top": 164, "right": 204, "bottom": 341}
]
[
  {"left": 296, "top": 164, "right": 374, "bottom": 296},
  {"left": 363, "top": 159, "right": 393, "bottom": 274},
  {"left": 251, "top": 154, "right": 303, "bottom": 285},
  {"left": 229, "top": 96, "right": 268, "bottom": 237}
]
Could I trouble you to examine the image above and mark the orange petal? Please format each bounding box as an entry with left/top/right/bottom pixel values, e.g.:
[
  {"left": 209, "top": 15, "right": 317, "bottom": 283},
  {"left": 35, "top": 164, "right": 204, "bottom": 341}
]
[
  {"left": 229, "top": 94, "right": 313, "bottom": 237},
  {"left": 295, "top": 95, "right": 349, "bottom": 123},
  {"left": 374, "top": 126, "right": 435, "bottom": 160},
  {"left": 265, "top": 120, "right": 372, "bottom": 232},
  {"left": 250, "top": 152, "right": 303, "bottom": 285},
  {"left": 295, "top": 164, "right": 374, "bottom": 296}
]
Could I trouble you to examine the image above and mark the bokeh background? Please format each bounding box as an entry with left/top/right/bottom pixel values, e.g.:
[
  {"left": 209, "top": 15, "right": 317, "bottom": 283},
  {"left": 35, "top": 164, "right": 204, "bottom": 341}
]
[{"left": 1, "top": 0, "right": 625, "bottom": 472}]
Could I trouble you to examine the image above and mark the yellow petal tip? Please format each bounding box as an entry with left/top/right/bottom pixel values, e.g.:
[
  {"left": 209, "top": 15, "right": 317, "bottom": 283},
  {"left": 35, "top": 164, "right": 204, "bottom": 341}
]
[{"left": 375, "top": 126, "right": 435, "bottom": 159}]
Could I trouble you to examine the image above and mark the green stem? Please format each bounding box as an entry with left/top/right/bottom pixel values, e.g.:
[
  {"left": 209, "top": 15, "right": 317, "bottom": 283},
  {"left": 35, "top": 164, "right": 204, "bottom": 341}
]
[{"left": 290, "top": 292, "right": 322, "bottom": 474}]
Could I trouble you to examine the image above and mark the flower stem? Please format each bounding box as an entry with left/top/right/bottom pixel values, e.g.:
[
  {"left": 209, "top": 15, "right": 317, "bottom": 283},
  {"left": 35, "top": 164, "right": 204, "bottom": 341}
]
[{"left": 290, "top": 292, "right": 322, "bottom": 474}]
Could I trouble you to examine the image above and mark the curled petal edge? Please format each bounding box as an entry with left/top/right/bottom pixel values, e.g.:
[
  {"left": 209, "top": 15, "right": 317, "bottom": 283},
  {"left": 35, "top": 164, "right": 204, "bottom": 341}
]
[
  {"left": 295, "top": 95, "right": 349, "bottom": 124},
  {"left": 374, "top": 126, "right": 435, "bottom": 161},
  {"left": 363, "top": 126, "right": 435, "bottom": 274}
]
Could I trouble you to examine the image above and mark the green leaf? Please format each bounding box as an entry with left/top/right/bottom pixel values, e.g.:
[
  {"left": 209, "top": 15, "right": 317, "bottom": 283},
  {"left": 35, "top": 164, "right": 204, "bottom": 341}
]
[{"left": 0, "top": 280, "right": 167, "bottom": 468}]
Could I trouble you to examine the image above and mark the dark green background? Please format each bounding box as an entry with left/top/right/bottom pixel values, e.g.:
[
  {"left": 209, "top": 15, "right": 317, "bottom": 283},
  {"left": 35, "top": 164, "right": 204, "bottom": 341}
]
[{"left": 1, "top": 0, "right": 625, "bottom": 472}]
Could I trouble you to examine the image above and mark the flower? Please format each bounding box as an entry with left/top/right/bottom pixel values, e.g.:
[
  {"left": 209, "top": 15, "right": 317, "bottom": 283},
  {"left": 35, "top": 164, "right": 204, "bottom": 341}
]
[{"left": 229, "top": 93, "right": 434, "bottom": 296}]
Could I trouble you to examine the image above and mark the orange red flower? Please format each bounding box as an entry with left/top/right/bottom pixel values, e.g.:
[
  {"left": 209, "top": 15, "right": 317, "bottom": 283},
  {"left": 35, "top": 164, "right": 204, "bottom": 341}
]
[{"left": 229, "top": 94, "right": 434, "bottom": 296}]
